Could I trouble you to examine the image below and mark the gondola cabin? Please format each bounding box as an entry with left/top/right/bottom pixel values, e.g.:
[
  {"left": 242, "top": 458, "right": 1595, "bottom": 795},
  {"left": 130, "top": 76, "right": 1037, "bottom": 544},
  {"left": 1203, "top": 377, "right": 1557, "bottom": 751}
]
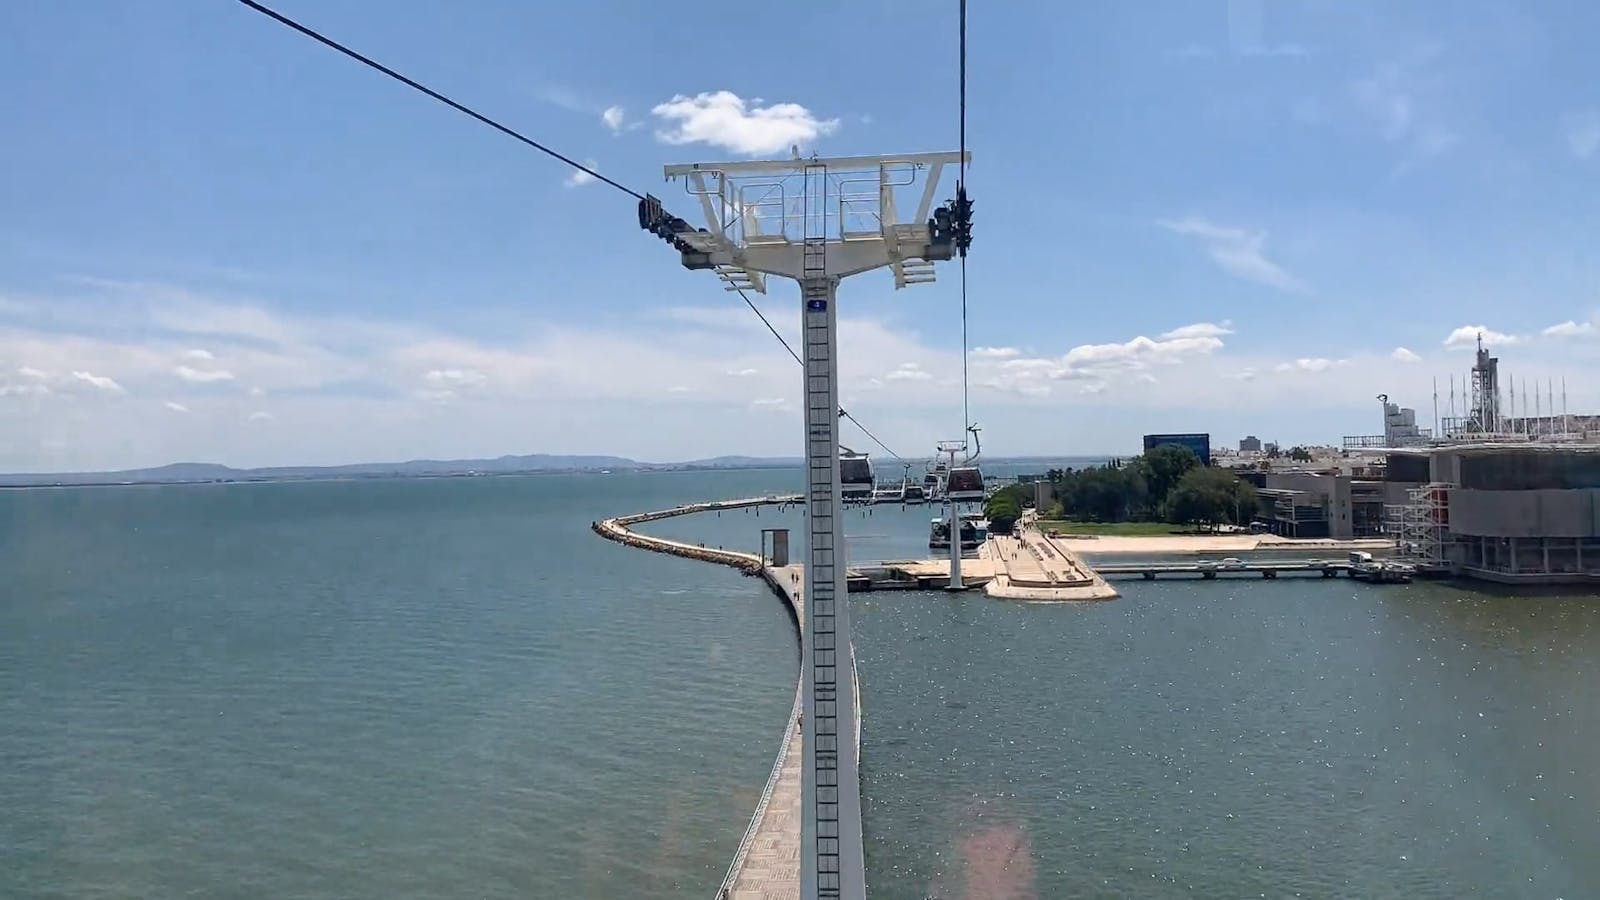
[
  {"left": 840, "top": 449, "right": 874, "bottom": 503},
  {"left": 945, "top": 465, "right": 985, "bottom": 503}
]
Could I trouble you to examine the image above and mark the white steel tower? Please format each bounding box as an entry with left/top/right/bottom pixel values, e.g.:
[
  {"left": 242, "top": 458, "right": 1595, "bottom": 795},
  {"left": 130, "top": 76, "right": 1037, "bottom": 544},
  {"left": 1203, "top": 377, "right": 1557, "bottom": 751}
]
[{"left": 641, "top": 150, "right": 969, "bottom": 900}]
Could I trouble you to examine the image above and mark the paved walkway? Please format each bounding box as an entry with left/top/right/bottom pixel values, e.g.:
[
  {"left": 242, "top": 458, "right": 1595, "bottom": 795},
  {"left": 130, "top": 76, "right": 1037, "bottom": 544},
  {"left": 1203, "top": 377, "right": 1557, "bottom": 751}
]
[
  {"left": 592, "top": 499, "right": 805, "bottom": 899},
  {"left": 722, "top": 564, "right": 806, "bottom": 900},
  {"left": 983, "top": 520, "right": 1120, "bottom": 602}
]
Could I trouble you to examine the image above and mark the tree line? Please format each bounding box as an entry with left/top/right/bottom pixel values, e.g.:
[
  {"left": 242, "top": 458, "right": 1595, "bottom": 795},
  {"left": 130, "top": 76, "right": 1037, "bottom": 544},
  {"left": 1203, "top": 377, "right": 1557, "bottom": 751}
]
[{"left": 1042, "top": 445, "right": 1257, "bottom": 529}]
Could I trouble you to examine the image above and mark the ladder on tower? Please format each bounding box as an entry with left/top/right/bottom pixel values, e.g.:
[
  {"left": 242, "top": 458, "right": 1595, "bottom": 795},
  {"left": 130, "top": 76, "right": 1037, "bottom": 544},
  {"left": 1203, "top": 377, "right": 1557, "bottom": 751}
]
[{"left": 799, "top": 162, "right": 843, "bottom": 899}]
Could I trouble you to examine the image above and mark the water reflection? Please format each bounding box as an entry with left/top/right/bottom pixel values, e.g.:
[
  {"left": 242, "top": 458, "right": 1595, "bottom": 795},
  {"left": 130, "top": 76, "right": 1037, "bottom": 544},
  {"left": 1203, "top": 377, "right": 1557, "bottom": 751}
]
[
  {"left": 854, "top": 578, "right": 1600, "bottom": 898},
  {"left": 945, "top": 804, "right": 1037, "bottom": 900}
]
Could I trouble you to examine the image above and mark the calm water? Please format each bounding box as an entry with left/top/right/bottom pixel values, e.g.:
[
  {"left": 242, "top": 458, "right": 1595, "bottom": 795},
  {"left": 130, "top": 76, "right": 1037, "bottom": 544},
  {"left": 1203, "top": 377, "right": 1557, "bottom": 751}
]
[
  {"left": 853, "top": 580, "right": 1600, "bottom": 899},
  {"left": 5, "top": 470, "right": 1600, "bottom": 898},
  {"left": 1, "top": 471, "right": 802, "bottom": 899}
]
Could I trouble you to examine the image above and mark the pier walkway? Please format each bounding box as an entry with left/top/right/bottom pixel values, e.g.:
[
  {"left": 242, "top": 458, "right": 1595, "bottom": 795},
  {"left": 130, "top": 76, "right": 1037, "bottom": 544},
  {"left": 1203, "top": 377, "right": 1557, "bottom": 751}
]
[
  {"left": 593, "top": 498, "right": 811, "bottom": 900},
  {"left": 982, "top": 524, "right": 1119, "bottom": 601}
]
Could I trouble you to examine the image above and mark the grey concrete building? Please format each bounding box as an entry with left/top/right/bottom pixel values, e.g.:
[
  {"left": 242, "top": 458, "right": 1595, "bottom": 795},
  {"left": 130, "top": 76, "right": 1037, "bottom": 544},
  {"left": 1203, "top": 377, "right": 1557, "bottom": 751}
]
[{"left": 1392, "top": 444, "right": 1600, "bottom": 584}]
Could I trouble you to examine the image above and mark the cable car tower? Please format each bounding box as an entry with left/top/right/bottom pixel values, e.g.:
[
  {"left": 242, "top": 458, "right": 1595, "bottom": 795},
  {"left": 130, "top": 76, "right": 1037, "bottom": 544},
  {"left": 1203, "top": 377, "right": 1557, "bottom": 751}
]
[
  {"left": 937, "top": 424, "right": 985, "bottom": 590},
  {"left": 640, "top": 150, "right": 969, "bottom": 900}
]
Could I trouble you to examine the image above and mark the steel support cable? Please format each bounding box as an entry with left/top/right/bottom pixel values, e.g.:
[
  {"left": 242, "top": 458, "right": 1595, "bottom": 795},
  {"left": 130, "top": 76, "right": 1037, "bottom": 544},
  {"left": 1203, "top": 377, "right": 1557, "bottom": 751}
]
[
  {"left": 234, "top": 0, "right": 639, "bottom": 199},
  {"left": 236, "top": 0, "right": 902, "bottom": 463},
  {"left": 840, "top": 408, "right": 904, "bottom": 464},
  {"left": 957, "top": 0, "right": 973, "bottom": 443}
]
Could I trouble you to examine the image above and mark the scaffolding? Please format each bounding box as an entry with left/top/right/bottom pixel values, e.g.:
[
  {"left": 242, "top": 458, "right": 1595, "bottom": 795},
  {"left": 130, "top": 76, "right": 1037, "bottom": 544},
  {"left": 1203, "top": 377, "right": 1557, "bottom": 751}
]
[{"left": 1387, "top": 483, "right": 1454, "bottom": 572}]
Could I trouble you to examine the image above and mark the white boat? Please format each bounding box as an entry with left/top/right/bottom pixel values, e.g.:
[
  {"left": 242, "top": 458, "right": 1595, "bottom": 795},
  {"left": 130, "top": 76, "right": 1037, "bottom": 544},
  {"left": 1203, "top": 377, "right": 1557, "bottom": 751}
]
[
  {"left": 1348, "top": 551, "right": 1413, "bottom": 584},
  {"left": 928, "top": 514, "right": 988, "bottom": 550}
]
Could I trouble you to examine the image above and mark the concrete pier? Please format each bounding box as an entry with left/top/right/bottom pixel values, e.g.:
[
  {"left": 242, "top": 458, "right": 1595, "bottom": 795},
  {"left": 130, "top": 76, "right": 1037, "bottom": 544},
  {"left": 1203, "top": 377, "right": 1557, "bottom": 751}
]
[
  {"left": 592, "top": 494, "right": 801, "bottom": 573},
  {"left": 716, "top": 565, "right": 808, "bottom": 900},
  {"left": 982, "top": 522, "right": 1119, "bottom": 602},
  {"left": 593, "top": 498, "right": 814, "bottom": 900}
]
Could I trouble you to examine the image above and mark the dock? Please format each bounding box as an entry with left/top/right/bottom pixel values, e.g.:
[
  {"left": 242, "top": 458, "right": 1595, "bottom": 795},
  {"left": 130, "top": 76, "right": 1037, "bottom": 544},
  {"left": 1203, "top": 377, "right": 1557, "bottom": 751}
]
[
  {"left": 1095, "top": 560, "right": 1351, "bottom": 579},
  {"left": 844, "top": 522, "right": 1120, "bottom": 601},
  {"left": 1093, "top": 560, "right": 1414, "bottom": 582}
]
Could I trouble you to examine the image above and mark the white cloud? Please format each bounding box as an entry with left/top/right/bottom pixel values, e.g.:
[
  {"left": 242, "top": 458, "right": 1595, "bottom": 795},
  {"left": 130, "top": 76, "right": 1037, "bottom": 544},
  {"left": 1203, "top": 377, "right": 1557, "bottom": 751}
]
[
  {"left": 12, "top": 273, "right": 1600, "bottom": 471},
  {"left": 1543, "top": 319, "right": 1596, "bottom": 339},
  {"left": 174, "top": 365, "right": 235, "bottom": 383},
  {"left": 969, "top": 346, "right": 1020, "bottom": 359},
  {"left": 1160, "top": 321, "right": 1234, "bottom": 340},
  {"left": 1061, "top": 334, "right": 1223, "bottom": 371},
  {"left": 248, "top": 386, "right": 266, "bottom": 398},
  {"left": 413, "top": 368, "right": 487, "bottom": 405},
  {"left": 884, "top": 362, "right": 932, "bottom": 382},
  {"left": 1563, "top": 110, "right": 1600, "bottom": 159},
  {"left": 422, "top": 368, "right": 488, "bottom": 388},
  {"left": 1157, "top": 217, "right": 1304, "bottom": 291},
  {"left": 651, "top": 91, "right": 839, "bottom": 155},
  {"left": 602, "top": 105, "right": 626, "bottom": 132},
  {"left": 1443, "top": 325, "right": 1519, "bottom": 349},
  {"left": 726, "top": 368, "right": 759, "bottom": 377},
  {"left": 18, "top": 366, "right": 48, "bottom": 380},
  {"left": 164, "top": 401, "right": 189, "bottom": 413},
  {"left": 976, "top": 328, "right": 1226, "bottom": 399},
  {"left": 565, "top": 160, "right": 599, "bottom": 188},
  {"left": 1273, "top": 357, "right": 1345, "bottom": 373},
  {"left": 247, "top": 411, "right": 273, "bottom": 423},
  {"left": 181, "top": 348, "right": 214, "bottom": 361},
  {"left": 71, "top": 370, "right": 124, "bottom": 393},
  {"left": 975, "top": 377, "right": 1051, "bottom": 399},
  {"left": 750, "top": 397, "right": 790, "bottom": 411},
  {"left": 1391, "top": 346, "right": 1422, "bottom": 363}
]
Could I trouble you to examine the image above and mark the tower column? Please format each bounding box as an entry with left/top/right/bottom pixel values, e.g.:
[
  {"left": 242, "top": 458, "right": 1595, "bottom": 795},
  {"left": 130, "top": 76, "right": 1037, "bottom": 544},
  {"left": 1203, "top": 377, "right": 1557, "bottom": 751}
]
[{"left": 799, "top": 276, "right": 865, "bottom": 900}]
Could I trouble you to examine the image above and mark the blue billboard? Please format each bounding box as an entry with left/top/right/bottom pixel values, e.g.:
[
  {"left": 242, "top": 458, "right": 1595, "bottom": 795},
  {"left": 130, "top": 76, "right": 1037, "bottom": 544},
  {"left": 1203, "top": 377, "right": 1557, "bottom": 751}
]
[{"left": 1142, "top": 432, "right": 1212, "bottom": 466}]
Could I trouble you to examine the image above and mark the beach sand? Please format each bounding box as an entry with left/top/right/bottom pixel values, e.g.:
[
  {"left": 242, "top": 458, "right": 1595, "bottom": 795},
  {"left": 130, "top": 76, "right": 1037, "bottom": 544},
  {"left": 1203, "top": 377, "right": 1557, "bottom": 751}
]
[{"left": 1046, "top": 532, "right": 1395, "bottom": 557}]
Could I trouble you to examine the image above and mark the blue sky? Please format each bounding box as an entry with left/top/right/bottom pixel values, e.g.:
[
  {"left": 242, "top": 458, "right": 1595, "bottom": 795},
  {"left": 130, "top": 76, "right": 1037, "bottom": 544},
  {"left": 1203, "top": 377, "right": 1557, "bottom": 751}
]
[{"left": 3, "top": 0, "right": 1599, "bottom": 470}]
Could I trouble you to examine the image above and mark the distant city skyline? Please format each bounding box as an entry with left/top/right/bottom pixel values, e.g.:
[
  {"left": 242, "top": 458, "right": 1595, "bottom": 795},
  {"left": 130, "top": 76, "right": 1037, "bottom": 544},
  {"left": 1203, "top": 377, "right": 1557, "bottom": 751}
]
[{"left": 3, "top": 1, "right": 1598, "bottom": 471}]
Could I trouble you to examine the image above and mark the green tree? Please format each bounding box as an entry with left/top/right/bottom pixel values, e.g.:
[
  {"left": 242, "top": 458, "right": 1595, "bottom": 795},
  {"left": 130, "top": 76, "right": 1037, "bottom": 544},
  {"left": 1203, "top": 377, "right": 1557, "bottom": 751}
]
[
  {"left": 1166, "top": 466, "right": 1248, "bottom": 530},
  {"left": 984, "top": 491, "right": 1023, "bottom": 534},
  {"left": 1288, "top": 445, "right": 1314, "bottom": 463},
  {"left": 1142, "top": 444, "right": 1201, "bottom": 510}
]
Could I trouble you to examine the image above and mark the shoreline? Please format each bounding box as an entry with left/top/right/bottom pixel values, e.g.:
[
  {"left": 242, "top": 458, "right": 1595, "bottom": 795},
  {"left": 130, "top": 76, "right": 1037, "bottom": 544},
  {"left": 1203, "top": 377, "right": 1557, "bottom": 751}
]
[{"left": 1052, "top": 533, "right": 1396, "bottom": 558}]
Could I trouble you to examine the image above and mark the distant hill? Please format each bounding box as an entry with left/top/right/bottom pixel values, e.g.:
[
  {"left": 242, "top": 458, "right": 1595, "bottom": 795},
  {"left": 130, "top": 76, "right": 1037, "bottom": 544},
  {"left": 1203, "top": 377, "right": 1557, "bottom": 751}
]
[
  {"left": 0, "top": 453, "right": 800, "bottom": 487},
  {"left": 0, "top": 452, "right": 1118, "bottom": 488}
]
